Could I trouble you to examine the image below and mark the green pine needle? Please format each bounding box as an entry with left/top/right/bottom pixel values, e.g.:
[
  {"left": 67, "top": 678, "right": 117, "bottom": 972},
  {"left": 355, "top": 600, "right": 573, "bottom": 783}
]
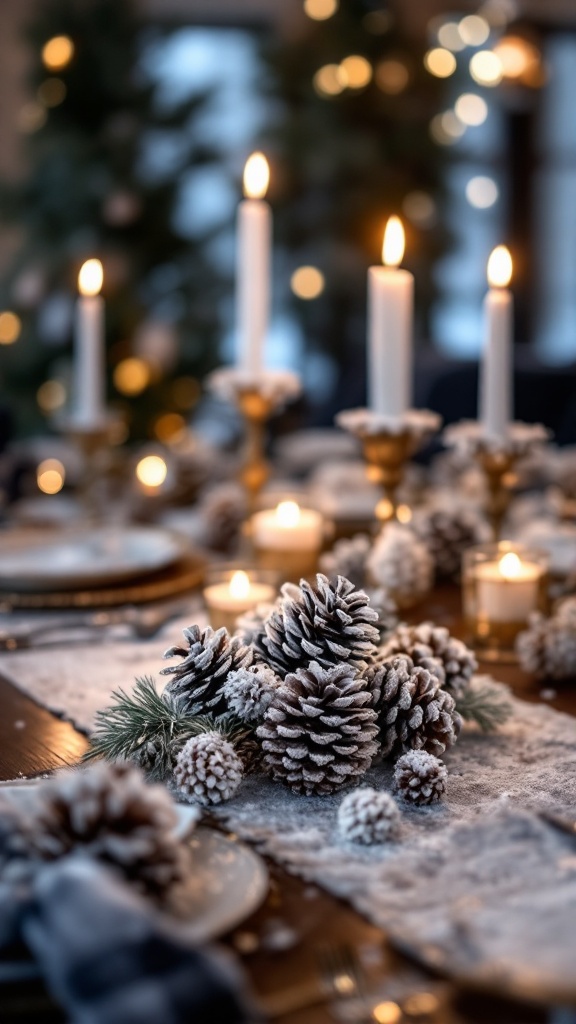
[{"left": 456, "top": 683, "right": 513, "bottom": 733}]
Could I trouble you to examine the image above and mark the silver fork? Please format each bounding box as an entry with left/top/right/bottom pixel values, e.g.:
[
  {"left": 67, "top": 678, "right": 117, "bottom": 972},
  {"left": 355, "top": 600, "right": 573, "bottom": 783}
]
[{"left": 0, "top": 602, "right": 187, "bottom": 651}]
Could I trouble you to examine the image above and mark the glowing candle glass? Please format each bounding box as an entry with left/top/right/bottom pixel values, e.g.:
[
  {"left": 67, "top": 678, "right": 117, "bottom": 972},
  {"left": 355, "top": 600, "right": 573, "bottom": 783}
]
[
  {"left": 203, "top": 567, "right": 277, "bottom": 633},
  {"left": 251, "top": 500, "right": 324, "bottom": 581},
  {"left": 463, "top": 542, "right": 548, "bottom": 661}
]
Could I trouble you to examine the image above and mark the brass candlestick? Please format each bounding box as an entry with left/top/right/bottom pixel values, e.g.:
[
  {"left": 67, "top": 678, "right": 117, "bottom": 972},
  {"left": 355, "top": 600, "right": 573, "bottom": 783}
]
[
  {"left": 65, "top": 421, "right": 115, "bottom": 522},
  {"left": 337, "top": 408, "right": 441, "bottom": 525},
  {"left": 475, "top": 447, "right": 521, "bottom": 541}
]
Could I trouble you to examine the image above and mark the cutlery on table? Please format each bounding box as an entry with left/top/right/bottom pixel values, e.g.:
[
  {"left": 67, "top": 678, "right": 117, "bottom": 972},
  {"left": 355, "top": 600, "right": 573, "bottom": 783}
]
[{"left": 0, "top": 603, "right": 187, "bottom": 651}]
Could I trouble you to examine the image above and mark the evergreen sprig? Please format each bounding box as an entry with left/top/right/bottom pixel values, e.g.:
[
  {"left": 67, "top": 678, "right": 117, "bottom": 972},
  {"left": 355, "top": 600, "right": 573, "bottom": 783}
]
[{"left": 456, "top": 683, "right": 513, "bottom": 733}]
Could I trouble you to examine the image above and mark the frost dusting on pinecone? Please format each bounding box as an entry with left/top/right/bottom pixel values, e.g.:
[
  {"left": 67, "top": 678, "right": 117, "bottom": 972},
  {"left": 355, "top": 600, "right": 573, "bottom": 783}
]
[
  {"left": 337, "top": 787, "right": 400, "bottom": 845},
  {"left": 173, "top": 732, "right": 243, "bottom": 806},
  {"left": 161, "top": 624, "right": 252, "bottom": 716},
  {"left": 394, "top": 750, "right": 448, "bottom": 806},
  {"left": 223, "top": 663, "right": 281, "bottom": 724}
]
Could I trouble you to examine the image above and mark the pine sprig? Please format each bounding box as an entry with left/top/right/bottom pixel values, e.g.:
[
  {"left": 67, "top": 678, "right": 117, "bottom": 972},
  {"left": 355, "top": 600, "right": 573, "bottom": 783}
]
[{"left": 456, "top": 683, "right": 513, "bottom": 733}]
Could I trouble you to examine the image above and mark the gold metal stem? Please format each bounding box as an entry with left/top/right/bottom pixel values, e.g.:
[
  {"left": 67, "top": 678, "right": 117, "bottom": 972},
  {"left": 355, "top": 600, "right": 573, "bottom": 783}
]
[
  {"left": 235, "top": 389, "right": 277, "bottom": 513},
  {"left": 475, "top": 448, "right": 520, "bottom": 541},
  {"left": 361, "top": 430, "right": 414, "bottom": 524}
]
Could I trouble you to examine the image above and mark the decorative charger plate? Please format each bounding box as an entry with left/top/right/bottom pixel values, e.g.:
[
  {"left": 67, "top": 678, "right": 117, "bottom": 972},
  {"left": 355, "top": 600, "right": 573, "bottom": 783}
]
[{"left": 0, "top": 527, "right": 189, "bottom": 592}]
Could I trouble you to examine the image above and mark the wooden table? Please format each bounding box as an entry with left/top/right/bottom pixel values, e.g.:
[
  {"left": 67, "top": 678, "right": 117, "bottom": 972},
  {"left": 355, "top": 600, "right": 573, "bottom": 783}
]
[{"left": 0, "top": 585, "right": 568, "bottom": 1023}]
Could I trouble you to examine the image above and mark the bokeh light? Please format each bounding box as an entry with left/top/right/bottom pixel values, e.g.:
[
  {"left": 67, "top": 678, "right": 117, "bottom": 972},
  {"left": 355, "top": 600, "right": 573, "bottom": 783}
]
[
  {"left": 17, "top": 102, "right": 47, "bottom": 133},
  {"left": 375, "top": 60, "right": 409, "bottom": 94},
  {"left": 154, "top": 413, "right": 187, "bottom": 444},
  {"left": 37, "top": 78, "right": 67, "bottom": 107},
  {"left": 466, "top": 176, "right": 499, "bottom": 208},
  {"left": 0, "top": 311, "right": 22, "bottom": 344},
  {"left": 113, "top": 357, "right": 151, "bottom": 396},
  {"left": 402, "top": 191, "right": 437, "bottom": 227},
  {"left": 494, "top": 36, "right": 542, "bottom": 84},
  {"left": 469, "top": 50, "right": 503, "bottom": 86},
  {"left": 437, "top": 21, "right": 466, "bottom": 52},
  {"left": 171, "top": 376, "right": 200, "bottom": 410},
  {"left": 37, "top": 458, "right": 65, "bottom": 495},
  {"left": 340, "top": 55, "right": 372, "bottom": 89},
  {"left": 430, "top": 111, "right": 465, "bottom": 145},
  {"left": 42, "top": 35, "right": 74, "bottom": 72},
  {"left": 372, "top": 1001, "right": 402, "bottom": 1024},
  {"left": 424, "top": 48, "right": 457, "bottom": 78},
  {"left": 303, "top": 0, "right": 338, "bottom": 20},
  {"left": 135, "top": 455, "right": 168, "bottom": 489},
  {"left": 37, "top": 379, "right": 66, "bottom": 413},
  {"left": 291, "top": 266, "right": 325, "bottom": 299},
  {"left": 313, "top": 63, "right": 347, "bottom": 96},
  {"left": 459, "top": 14, "right": 490, "bottom": 46},
  {"left": 455, "top": 93, "right": 488, "bottom": 125}
]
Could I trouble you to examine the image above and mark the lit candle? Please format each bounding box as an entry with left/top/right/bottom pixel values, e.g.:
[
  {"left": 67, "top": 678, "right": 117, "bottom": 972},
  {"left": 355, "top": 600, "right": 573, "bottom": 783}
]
[
  {"left": 135, "top": 454, "right": 168, "bottom": 496},
  {"left": 237, "top": 152, "right": 271, "bottom": 374},
  {"left": 203, "top": 570, "right": 276, "bottom": 633},
  {"left": 475, "top": 550, "right": 543, "bottom": 623},
  {"left": 251, "top": 500, "right": 324, "bottom": 581},
  {"left": 368, "top": 216, "right": 414, "bottom": 416},
  {"left": 480, "top": 245, "right": 513, "bottom": 440},
  {"left": 73, "top": 259, "right": 106, "bottom": 429}
]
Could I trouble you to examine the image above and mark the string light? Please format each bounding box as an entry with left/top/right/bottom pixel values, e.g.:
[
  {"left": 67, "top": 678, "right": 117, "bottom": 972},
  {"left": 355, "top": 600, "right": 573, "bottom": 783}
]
[
  {"left": 454, "top": 93, "right": 488, "bottom": 126},
  {"left": 37, "top": 458, "right": 65, "bottom": 495},
  {"left": 402, "top": 191, "right": 437, "bottom": 227},
  {"left": 37, "top": 78, "right": 66, "bottom": 107},
  {"left": 494, "top": 36, "right": 542, "bottom": 85},
  {"left": 424, "top": 48, "right": 457, "bottom": 78},
  {"left": 0, "top": 312, "right": 21, "bottom": 344},
  {"left": 437, "top": 21, "right": 466, "bottom": 52},
  {"left": 375, "top": 60, "right": 409, "bottom": 94},
  {"left": 469, "top": 50, "right": 503, "bottom": 86},
  {"left": 466, "top": 176, "right": 499, "bottom": 208},
  {"left": 303, "top": 0, "right": 338, "bottom": 20},
  {"left": 154, "top": 413, "right": 186, "bottom": 444},
  {"left": 340, "top": 55, "right": 372, "bottom": 89},
  {"left": 37, "top": 380, "right": 66, "bottom": 412},
  {"left": 42, "top": 35, "right": 74, "bottom": 72},
  {"left": 135, "top": 455, "right": 168, "bottom": 489},
  {"left": 459, "top": 14, "right": 490, "bottom": 47},
  {"left": 113, "top": 357, "right": 150, "bottom": 396},
  {"left": 291, "top": 266, "right": 325, "bottom": 299},
  {"left": 313, "top": 63, "right": 347, "bottom": 97},
  {"left": 430, "top": 111, "right": 465, "bottom": 145}
]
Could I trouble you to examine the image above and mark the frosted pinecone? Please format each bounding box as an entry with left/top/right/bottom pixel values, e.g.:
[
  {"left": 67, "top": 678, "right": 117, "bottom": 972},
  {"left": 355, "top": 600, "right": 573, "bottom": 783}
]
[
  {"left": 255, "top": 574, "right": 380, "bottom": 678},
  {"left": 173, "top": 732, "right": 243, "bottom": 806},
  {"left": 517, "top": 612, "right": 576, "bottom": 680},
  {"left": 555, "top": 597, "right": 576, "bottom": 629},
  {"left": 365, "top": 586, "right": 399, "bottom": 641},
  {"left": 369, "top": 655, "right": 461, "bottom": 758},
  {"left": 380, "top": 622, "right": 477, "bottom": 700},
  {"left": 258, "top": 661, "right": 379, "bottom": 796},
  {"left": 338, "top": 787, "right": 400, "bottom": 845},
  {"left": 161, "top": 624, "right": 252, "bottom": 716},
  {"left": 2, "top": 763, "right": 188, "bottom": 898},
  {"left": 412, "top": 504, "right": 489, "bottom": 581},
  {"left": 198, "top": 484, "right": 247, "bottom": 553},
  {"left": 223, "top": 664, "right": 281, "bottom": 724},
  {"left": 235, "top": 600, "right": 278, "bottom": 645},
  {"left": 366, "top": 524, "right": 433, "bottom": 610},
  {"left": 394, "top": 750, "right": 448, "bottom": 806},
  {"left": 320, "top": 534, "right": 371, "bottom": 589}
]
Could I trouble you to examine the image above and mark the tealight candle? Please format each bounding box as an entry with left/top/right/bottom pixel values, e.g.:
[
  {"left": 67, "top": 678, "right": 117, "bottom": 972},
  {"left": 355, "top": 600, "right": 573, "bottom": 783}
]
[
  {"left": 251, "top": 500, "right": 324, "bottom": 581},
  {"left": 203, "top": 569, "right": 276, "bottom": 633},
  {"left": 463, "top": 543, "right": 548, "bottom": 661}
]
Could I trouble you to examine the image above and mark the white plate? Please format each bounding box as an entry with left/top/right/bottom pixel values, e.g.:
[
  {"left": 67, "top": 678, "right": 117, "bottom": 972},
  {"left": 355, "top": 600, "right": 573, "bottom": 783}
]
[{"left": 0, "top": 527, "right": 187, "bottom": 591}]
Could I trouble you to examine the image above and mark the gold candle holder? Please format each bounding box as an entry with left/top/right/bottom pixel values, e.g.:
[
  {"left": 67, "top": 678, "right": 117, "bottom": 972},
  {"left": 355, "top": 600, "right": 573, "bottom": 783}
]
[
  {"left": 475, "top": 446, "right": 520, "bottom": 541},
  {"left": 64, "top": 420, "right": 115, "bottom": 522},
  {"left": 337, "top": 408, "right": 441, "bottom": 525}
]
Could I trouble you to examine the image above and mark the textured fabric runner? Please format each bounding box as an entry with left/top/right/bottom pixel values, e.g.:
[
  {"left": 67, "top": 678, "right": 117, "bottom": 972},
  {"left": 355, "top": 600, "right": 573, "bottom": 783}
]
[{"left": 3, "top": 631, "right": 576, "bottom": 999}]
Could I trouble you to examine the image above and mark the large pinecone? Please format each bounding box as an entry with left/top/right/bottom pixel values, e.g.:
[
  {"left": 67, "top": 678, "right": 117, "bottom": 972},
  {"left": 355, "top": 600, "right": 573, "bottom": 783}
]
[
  {"left": 380, "top": 622, "right": 477, "bottom": 700},
  {"left": 257, "top": 661, "right": 379, "bottom": 796},
  {"left": 255, "top": 574, "right": 380, "bottom": 678},
  {"left": 412, "top": 504, "right": 489, "bottom": 581},
  {"left": 161, "top": 624, "right": 252, "bottom": 716},
  {"left": 2, "top": 763, "right": 188, "bottom": 898},
  {"left": 369, "top": 655, "right": 461, "bottom": 758},
  {"left": 517, "top": 612, "right": 576, "bottom": 680}
]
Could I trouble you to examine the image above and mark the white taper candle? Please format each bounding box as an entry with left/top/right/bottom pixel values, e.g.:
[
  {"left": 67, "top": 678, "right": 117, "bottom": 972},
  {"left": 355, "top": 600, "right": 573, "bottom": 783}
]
[
  {"left": 480, "top": 245, "right": 513, "bottom": 440},
  {"left": 368, "top": 217, "right": 414, "bottom": 416},
  {"left": 236, "top": 153, "right": 271, "bottom": 374},
  {"left": 73, "top": 259, "right": 106, "bottom": 429}
]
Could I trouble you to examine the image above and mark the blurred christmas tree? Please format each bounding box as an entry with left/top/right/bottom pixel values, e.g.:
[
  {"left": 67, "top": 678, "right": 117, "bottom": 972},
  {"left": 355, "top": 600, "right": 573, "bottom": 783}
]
[
  {"left": 261, "top": 0, "right": 448, "bottom": 415},
  {"left": 0, "top": 0, "right": 226, "bottom": 440}
]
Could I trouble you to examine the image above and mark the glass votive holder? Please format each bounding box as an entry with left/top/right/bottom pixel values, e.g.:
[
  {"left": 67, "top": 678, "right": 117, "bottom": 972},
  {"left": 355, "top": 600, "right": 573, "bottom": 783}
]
[
  {"left": 250, "top": 498, "right": 324, "bottom": 582},
  {"left": 202, "top": 565, "right": 278, "bottom": 634},
  {"left": 463, "top": 542, "right": 549, "bottom": 662}
]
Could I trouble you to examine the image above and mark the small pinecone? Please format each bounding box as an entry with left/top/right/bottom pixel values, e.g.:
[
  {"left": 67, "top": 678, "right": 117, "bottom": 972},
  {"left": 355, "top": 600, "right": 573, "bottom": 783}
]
[
  {"left": 173, "top": 732, "right": 243, "bottom": 806},
  {"left": 11, "top": 763, "right": 187, "bottom": 898},
  {"left": 380, "top": 622, "right": 477, "bottom": 700},
  {"left": 394, "top": 750, "right": 448, "bottom": 806},
  {"left": 161, "top": 624, "right": 252, "bottom": 716},
  {"left": 366, "top": 524, "right": 434, "bottom": 610},
  {"left": 235, "top": 600, "right": 278, "bottom": 645},
  {"left": 255, "top": 574, "right": 380, "bottom": 678},
  {"left": 412, "top": 505, "right": 489, "bottom": 582},
  {"left": 257, "top": 661, "right": 379, "bottom": 796},
  {"left": 370, "top": 655, "right": 461, "bottom": 758},
  {"left": 338, "top": 787, "right": 400, "bottom": 845},
  {"left": 223, "top": 664, "right": 281, "bottom": 724},
  {"left": 517, "top": 613, "right": 576, "bottom": 680},
  {"left": 555, "top": 597, "right": 576, "bottom": 629},
  {"left": 199, "top": 484, "right": 247, "bottom": 553},
  {"left": 319, "top": 535, "right": 371, "bottom": 589}
]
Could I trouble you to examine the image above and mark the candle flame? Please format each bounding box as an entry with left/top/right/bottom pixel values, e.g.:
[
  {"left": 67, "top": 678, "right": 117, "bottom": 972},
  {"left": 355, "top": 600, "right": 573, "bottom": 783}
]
[
  {"left": 487, "top": 245, "right": 512, "bottom": 288},
  {"left": 78, "top": 259, "right": 103, "bottom": 296},
  {"left": 229, "top": 570, "right": 251, "bottom": 599},
  {"left": 499, "top": 551, "right": 522, "bottom": 580},
  {"left": 276, "top": 500, "right": 301, "bottom": 528},
  {"left": 243, "top": 152, "right": 270, "bottom": 199},
  {"left": 382, "top": 216, "right": 405, "bottom": 267}
]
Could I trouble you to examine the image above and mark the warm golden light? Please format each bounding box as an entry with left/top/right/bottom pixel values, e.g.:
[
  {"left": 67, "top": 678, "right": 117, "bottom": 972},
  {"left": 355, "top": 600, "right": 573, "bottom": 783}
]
[
  {"left": 424, "top": 48, "right": 457, "bottom": 78},
  {"left": 375, "top": 60, "right": 409, "bottom": 94},
  {"left": 437, "top": 21, "right": 466, "bottom": 52},
  {"left": 229, "top": 570, "right": 251, "bottom": 599},
  {"left": 276, "top": 500, "right": 301, "bottom": 528},
  {"left": 38, "top": 78, "right": 67, "bottom": 107},
  {"left": 135, "top": 455, "right": 168, "bottom": 489},
  {"left": 459, "top": 14, "right": 490, "bottom": 46},
  {"left": 37, "top": 379, "right": 66, "bottom": 412},
  {"left": 0, "top": 311, "right": 22, "bottom": 345},
  {"left": 494, "top": 36, "right": 541, "bottom": 84},
  {"left": 499, "top": 551, "right": 522, "bottom": 580},
  {"left": 487, "top": 245, "right": 512, "bottom": 288},
  {"left": 291, "top": 266, "right": 325, "bottom": 299},
  {"left": 313, "top": 63, "right": 347, "bottom": 97},
  {"left": 455, "top": 93, "right": 488, "bottom": 126},
  {"left": 154, "top": 412, "right": 186, "bottom": 444},
  {"left": 243, "top": 153, "right": 269, "bottom": 199},
  {"left": 382, "top": 216, "right": 405, "bottom": 268},
  {"left": 113, "top": 357, "right": 151, "bottom": 396},
  {"left": 37, "top": 458, "right": 65, "bottom": 495},
  {"left": 397, "top": 504, "right": 413, "bottom": 524},
  {"left": 171, "top": 376, "right": 200, "bottom": 409},
  {"left": 402, "top": 993, "right": 440, "bottom": 1016},
  {"left": 303, "top": 0, "right": 338, "bottom": 19},
  {"left": 372, "top": 1001, "right": 402, "bottom": 1024},
  {"left": 78, "top": 259, "right": 103, "bottom": 297},
  {"left": 469, "top": 50, "right": 503, "bottom": 86},
  {"left": 340, "top": 55, "right": 372, "bottom": 89},
  {"left": 42, "top": 35, "right": 74, "bottom": 72}
]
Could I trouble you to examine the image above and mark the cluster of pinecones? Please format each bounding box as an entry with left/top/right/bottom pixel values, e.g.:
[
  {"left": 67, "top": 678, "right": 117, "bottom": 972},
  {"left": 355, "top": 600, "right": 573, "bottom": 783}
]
[{"left": 158, "top": 573, "right": 475, "bottom": 803}]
